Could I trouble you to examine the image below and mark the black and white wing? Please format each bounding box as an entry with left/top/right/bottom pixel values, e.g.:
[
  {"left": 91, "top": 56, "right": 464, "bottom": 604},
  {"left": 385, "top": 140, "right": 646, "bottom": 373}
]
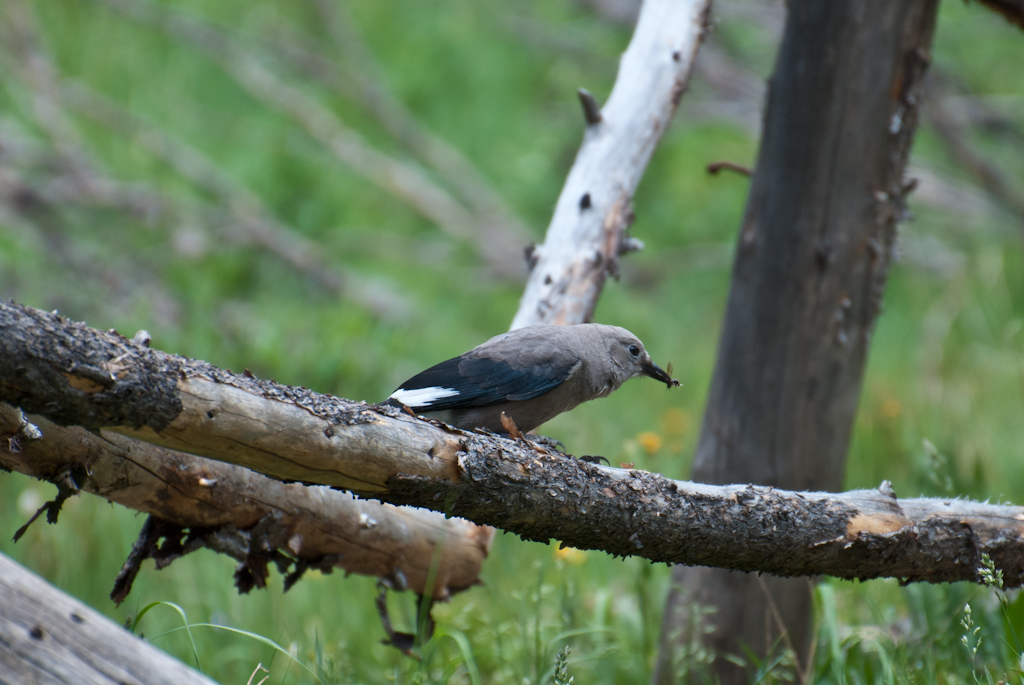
[{"left": 387, "top": 330, "right": 580, "bottom": 412}]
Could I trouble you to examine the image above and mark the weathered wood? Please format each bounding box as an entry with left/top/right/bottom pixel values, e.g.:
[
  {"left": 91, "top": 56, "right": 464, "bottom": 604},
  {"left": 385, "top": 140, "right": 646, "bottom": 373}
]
[
  {"left": 0, "top": 551, "right": 217, "bottom": 685},
  {"left": 0, "top": 297, "right": 489, "bottom": 600},
  {"left": 0, "top": 405, "right": 490, "bottom": 600},
  {"left": 511, "top": 0, "right": 711, "bottom": 329},
  {"left": 3, "top": 302, "right": 1023, "bottom": 586},
  {"left": 656, "top": 1, "right": 940, "bottom": 681},
  {"left": 0, "top": 301, "right": 462, "bottom": 492}
]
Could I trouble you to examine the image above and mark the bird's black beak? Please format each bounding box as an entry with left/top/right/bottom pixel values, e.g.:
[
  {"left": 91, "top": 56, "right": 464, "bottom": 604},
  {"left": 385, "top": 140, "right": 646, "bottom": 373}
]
[{"left": 642, "top": 361, "right": 679, "bottom": 388}]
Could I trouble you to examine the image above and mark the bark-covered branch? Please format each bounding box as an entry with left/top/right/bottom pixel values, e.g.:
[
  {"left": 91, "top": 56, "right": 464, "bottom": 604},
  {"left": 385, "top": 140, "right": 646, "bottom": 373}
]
[
  {"left": 3, "top": 301, "right": 1024, "bottom": 587},
  {"left": 0, "top": 404, "right": 489, "bottom": 600}
]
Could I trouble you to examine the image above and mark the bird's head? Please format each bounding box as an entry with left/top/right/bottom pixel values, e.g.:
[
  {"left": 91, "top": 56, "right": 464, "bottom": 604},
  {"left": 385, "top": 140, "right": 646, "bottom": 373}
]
[{"left": 601, "top": 326, "right": 680, "bottom": 390}]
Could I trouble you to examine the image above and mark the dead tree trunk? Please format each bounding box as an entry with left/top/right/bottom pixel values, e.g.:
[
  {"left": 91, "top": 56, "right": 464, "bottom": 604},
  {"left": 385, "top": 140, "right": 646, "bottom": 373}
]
[
  {"left": 654, "top": 1, "right": 939, "bottom": 682},
  {"left": 513, "top": 0, "right": 710, "bottom": 328}
]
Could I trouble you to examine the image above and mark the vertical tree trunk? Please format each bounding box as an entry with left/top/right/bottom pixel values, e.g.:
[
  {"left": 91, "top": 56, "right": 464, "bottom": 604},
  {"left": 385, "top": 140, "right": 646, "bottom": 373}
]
[{"left": 653, "top": 1, "right": 939, "bottom": 682}]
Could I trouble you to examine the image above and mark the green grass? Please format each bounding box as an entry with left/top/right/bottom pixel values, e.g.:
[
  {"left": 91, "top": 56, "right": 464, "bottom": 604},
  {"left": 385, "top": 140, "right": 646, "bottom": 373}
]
[{"left": 2, "top": 0, "right": 1024, "bottom": 682}]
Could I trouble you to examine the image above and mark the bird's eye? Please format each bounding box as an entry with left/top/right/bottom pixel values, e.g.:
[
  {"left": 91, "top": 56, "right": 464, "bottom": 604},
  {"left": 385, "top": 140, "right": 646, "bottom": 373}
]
[{"left": 628, "top": 344, "right": 640, "bottom": 357}]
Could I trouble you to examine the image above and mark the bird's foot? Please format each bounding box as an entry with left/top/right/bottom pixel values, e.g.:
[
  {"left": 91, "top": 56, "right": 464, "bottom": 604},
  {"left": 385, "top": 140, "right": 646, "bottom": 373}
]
[
  {"left": 525, "top": 434, "right": 566, "bottom": 453},
  {"left": 576, "top": 454, "right": 610, "bottom": 465}
]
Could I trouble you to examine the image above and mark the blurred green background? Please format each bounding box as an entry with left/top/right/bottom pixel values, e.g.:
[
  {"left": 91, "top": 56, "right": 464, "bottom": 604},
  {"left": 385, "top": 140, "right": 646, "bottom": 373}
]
[{"left": 1, "top": 0, "right": 1023, "bottom": 682}]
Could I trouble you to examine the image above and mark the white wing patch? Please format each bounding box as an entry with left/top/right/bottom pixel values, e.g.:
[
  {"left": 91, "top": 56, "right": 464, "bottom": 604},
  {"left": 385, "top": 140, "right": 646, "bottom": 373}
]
[{"left": 390, "top": 386, "right": 460, "bottom": 407}]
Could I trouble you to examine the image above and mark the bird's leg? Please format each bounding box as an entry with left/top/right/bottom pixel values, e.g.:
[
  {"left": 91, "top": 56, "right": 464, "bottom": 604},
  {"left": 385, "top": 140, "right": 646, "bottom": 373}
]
[{"left": 499, "top": 413, "right": 569, "bottom": 454}]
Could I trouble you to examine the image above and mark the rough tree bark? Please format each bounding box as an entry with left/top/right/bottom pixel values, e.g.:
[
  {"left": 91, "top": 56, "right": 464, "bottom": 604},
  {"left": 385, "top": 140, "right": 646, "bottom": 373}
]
[
  {"left": 4, "top": 302, "right": 1024, "bottom": 586},
  {"left": 0, "top": 405, "right": 490, "bottom": 601},
  {"left": 654, "top": 1, "right": 940, "bottom": 682}
]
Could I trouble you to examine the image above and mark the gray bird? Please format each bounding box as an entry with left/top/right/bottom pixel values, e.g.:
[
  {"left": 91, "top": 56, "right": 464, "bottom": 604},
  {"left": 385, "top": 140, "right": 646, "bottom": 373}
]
[{"left": 386, "top": 323, "right": 678, "bottom": 434}]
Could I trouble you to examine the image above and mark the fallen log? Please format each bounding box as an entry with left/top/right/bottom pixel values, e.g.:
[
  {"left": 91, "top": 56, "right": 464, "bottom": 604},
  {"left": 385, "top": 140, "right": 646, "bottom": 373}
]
[
  {"left": 3, "top": 301, "right": 1023, "bottom": 587},
  {"left": 0, "top": 551, "right": 216, "bottom": 685},
  {"left": 0, "top": 404, "right": 490, "bottom": 601}
]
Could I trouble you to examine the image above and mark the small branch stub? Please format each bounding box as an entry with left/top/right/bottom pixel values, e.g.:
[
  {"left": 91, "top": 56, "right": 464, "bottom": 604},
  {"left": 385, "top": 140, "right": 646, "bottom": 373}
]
[
  {"left": 499, "top": 411, "right": 523, "bottom": 440},
  {"left": 577, "top": 88, "right": 603, "bottom": 126},
  {"left": 707, "top": 160, "right": 753, "bottom": 177}
]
